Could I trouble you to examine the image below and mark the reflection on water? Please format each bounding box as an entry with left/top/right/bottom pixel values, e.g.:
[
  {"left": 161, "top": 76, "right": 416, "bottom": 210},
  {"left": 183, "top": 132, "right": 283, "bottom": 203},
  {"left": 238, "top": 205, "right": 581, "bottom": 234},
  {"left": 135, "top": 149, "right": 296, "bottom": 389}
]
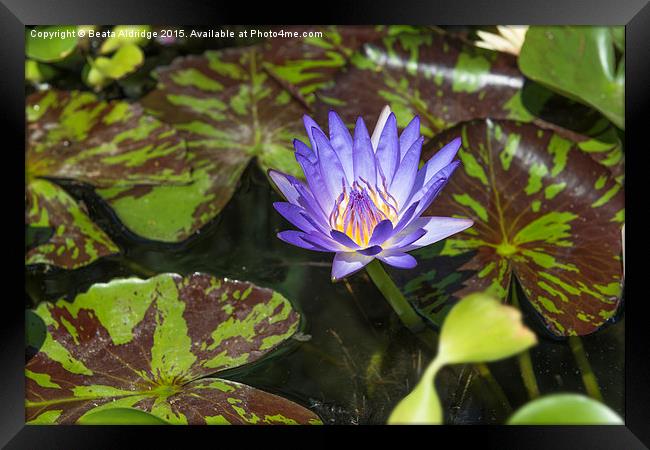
[{"left": 25, "top": 162, "right": 624, "bottom": 424}]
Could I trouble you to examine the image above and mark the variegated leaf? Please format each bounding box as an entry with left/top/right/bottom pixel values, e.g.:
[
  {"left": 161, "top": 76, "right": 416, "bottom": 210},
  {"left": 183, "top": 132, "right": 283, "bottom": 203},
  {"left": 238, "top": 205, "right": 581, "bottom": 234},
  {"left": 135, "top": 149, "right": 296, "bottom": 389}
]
[
  {"left": 393, "top": 119, "right": 623, "bottom": 336},
  {"left": 25, "top": 90, "right": 192, "bottom": 268},
  {"left": 314, "top": 30, "right": 623, "bottom": 178},
  {"left": 262, "top": 25, "right": 386, "bottom": 100},
  {"left": 25, "top": 179, "right": 119, "bottom": 269},
  {"left": 101, "top": 28, "right": 382, "bottom": 243},
  {"left": 27, "top": 90, "right": 190, "bottom": 187},
  {"left": 26, "top": 273, "right": 321, "bottom": 425}
]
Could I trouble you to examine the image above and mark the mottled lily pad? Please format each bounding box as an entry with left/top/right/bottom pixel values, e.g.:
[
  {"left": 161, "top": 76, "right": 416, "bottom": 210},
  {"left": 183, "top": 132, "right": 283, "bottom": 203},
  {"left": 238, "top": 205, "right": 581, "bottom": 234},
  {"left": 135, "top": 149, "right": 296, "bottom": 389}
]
[
  {"left": 314, "top": 30, "right": 623, "bottom": 177},
  {"left": 262, "top": 26, "right": 386, "bottom": 101},
  {"left": 395, "top": 119, "right": 623, "bottom": 336},
  {"left": 101, "top": 28, "right": 383, "bottom": 242},
  {"left": 25, "top": 179, "right": 120, "bottom": 269},
  {"left": 26, "top": 90, "right": 191, "bottom": 269},
  {"left": 27, "top": 90, "right": 190, "bottom": 187},
  {"left": 26, "top": 273, "right": 321, "bottom": 425}
]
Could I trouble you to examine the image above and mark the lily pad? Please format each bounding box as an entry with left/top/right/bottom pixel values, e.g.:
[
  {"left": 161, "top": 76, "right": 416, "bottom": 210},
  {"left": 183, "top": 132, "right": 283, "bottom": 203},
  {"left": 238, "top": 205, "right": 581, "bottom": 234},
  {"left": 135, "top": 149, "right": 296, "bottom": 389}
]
[
  {"left": 314, "top": 30, "right": 623, "bottom": 177},
  {"left": 519, "top": 26, "right": 624, "bottom": 129},
  {"left": 507, "top": 394, "right": 623, "bottom": 425},
  {"left": 26, "top": 26, "right": 78, "bottom": 63},
  {"left": 262, "top": 26, "right": 386, "bottom": 101},
  {"left": 395, "top": 119, "right": 623, "bottom": 336},
  {"left": 26, "top": 90, "right": 191, "bottom": 268},
  {"left": 100, "top": 25, "right": 151, "bottom": 54},
  {"left": 26, "top": 273, "right": 321, "bottom": 425},
  {"left": 85, "top": 44, "right": 145, "bottom": 90},
  {"left": 25, "top": 179, "right": 119, "bottom": 269},
  {"left": 27, "top": 90, "right": 189, "bottom": 187},
  {"left": 100, "top": 28, "right": 383, "bottom": 242}
]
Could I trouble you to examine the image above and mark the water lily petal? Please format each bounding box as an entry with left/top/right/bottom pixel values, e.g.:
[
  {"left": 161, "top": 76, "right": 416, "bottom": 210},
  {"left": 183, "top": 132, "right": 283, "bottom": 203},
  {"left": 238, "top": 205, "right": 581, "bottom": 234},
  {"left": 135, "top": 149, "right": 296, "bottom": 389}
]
[
  {"left": 388, "top": 227, "right": 427, "bottom": 249},
  {"left": 273, "top": 202, "right": 325, "bottom": 234},
  {"left": 411, "top": 137, "right": 461, "bottom": 194},
  {"left": 403, "top": 160, "right": 459, "bottom": 217},
  {"left": 377, "top": 250, "right": 417, "bottom": 269},
  {"left": 312, "top": 126, "right": 348, "bottom": 198},
  {"left": 390, "top": 136, "right": 424, "bottom": 208},
  {"left": 352, "top": 116, "right": 377, "bottom": 186},
  {"left": 413, "top": 162, "right": 459, "bottom": 217},
  {"left": 375, "top": 113, "right": 400, "bottom": 183},
  {"left": 399, "top": 217, "right": 474, "bottom": 251},
  {"left": 393, "top": 201, "right": 420, "bottom": 234},
  {"left": 301, "top": 231, "right": 345, "bottom": 252},
  {"left": 295, "top": 151, "right": 334, "bottom": 214},
  {"left": 278, "top": 230, "right": 333, "bottom": 252},
  {"left": 328, "top": 110, "right": 354, "bottom": 183},
  {"left": 303, "top": 114, "right": 323, "bottom": 153},
  {"left": 268, "top": 169, "right": 302, "bottom": 205},
  {"left": 368, "top": 219, "right": 394, "bottom": 247},
  {"left": 330, "top": 229, "right": 360, "bottom": 249},
  {"left": 332, "top": 251, "right": 375, "bottom": 280},
  {"left": 358, "top": 245, "right": 383, "bottom": 256},
  {"left": 294, "top": 138, "right": 317, "bottom": 164},
  {"left": 398, "top": 115, "right": 421, "bottom": 161},
  {"left": 370, "top": 105, "right": 392, "bottom": 151}
]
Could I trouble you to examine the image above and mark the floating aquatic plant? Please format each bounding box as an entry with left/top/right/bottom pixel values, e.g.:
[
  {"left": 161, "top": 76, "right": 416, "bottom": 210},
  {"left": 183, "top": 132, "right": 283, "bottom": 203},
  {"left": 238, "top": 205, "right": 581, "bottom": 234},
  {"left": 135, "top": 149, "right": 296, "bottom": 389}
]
[
  {"left": 270, "top": 106, "right": 472, "bottom": 330},
  {"left": 26, "top": 273, "right": 321, "bottom": 425}
]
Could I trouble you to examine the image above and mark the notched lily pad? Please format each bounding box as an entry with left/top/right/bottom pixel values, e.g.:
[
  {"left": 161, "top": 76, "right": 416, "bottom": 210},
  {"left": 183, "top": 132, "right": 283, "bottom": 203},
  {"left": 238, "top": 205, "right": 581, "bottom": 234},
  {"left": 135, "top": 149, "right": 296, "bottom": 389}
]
[
  {"left": 26, "top": 90, "right": 192, "bottom": 268},
  {"left": 395, "top": 119, "right": 623, "bottom": 336},
  {"left": 26, "top": 273, "right": 321, "bottom": 425}
]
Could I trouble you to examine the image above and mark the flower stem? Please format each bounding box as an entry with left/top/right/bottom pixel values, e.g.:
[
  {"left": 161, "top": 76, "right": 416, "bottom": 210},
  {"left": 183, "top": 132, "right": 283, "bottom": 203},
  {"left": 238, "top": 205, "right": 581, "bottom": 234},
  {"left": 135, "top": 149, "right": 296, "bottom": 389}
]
[
  {"left": 568, "top": 335, "right": 603, "bottom": 401},
  {"left": 365, "top": 260, "right": 426, "bottom": 333},
  {"left": 511, "top": 282, "right": 540, "bottom": 399},
  {"left": 474, "top": 362, "right": 513, "bottom": 413}
]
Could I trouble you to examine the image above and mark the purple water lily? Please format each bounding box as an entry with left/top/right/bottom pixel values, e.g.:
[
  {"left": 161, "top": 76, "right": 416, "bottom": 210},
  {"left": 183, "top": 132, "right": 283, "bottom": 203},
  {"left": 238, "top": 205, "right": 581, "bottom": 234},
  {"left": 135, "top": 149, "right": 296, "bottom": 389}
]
[{"left": 269, "top": 106, "right": 473, "bottom": 281}]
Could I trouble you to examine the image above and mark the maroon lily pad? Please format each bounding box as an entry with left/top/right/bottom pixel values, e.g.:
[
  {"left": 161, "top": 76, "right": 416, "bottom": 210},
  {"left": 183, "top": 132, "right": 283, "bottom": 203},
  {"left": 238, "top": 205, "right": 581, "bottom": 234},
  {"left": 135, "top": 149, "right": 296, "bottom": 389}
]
[
  {"left": 395, "top": 119, "right": 623, "bottom": 336},
  {"left": 26, "top": 273, "right": 321, "bottom": 424}
]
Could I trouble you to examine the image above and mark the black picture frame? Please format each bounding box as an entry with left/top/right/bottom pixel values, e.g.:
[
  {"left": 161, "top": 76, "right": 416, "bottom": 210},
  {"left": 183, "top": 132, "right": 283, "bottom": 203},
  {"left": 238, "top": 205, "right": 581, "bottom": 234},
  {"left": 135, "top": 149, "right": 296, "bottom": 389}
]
[{"left": 4, "top": 0, "right": 648, "bottom": 447}]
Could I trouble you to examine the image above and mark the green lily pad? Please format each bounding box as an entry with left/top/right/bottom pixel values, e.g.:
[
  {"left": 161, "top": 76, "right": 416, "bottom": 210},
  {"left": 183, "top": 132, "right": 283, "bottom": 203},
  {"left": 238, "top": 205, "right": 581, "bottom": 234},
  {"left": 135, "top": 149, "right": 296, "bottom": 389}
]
[
  {"left": 25, "top": 179, "right": 119, "bottom": 269},
  {"left": 507, "top": 394, "right": 623, "bottom": 424},
  {"left": 100, "top": 25, "right": 151, "bottom": 54},
  {"left": 26, "top": 273, "right": 321, "bottom": 425},
  {"left": 77, "top": 407, "right": 169, "bottom": 425},
  {"left": 314, "top": 30, "right": 623, "bottom": 177},
  {"left": 100, "top": 27, "right": 384, "bottom": 243},
  {"left": 25, "top": 59, "right": 58, "bottom": 84},
  {"left": 84, "top": 44, "right": 145, "bottom": 91},
  {"left": 519, "top": 26, "right": 624, "bottom": 129},
  {"left": 396, "top": 119, "right": 623, "bottom": 336},
  {"left": 26, "top": 26, "right": 78, "bottom": 63},
  {"left": 26, "top": 90, "right": 191, "bottom": 268}
]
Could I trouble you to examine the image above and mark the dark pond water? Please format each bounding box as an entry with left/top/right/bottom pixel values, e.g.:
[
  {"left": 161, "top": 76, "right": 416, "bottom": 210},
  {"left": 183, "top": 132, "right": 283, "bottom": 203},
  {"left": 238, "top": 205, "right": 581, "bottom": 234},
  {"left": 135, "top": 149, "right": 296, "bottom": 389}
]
[{"left": 25, "top": 163, "right": 624, "bottom": 425}]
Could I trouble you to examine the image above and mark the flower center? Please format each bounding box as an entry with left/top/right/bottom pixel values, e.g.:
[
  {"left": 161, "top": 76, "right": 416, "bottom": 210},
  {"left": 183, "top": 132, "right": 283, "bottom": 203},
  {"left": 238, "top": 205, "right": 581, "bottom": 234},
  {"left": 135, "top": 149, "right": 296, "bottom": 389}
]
[{"left": 329, "top": 179, "right": 399, "bottom": 247}]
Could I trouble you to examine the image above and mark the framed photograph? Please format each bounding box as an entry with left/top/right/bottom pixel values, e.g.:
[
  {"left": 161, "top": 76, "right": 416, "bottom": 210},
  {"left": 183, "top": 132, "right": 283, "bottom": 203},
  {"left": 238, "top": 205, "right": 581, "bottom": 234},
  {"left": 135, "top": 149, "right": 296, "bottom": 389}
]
[{"left": 3, "top": 0, "right": 648, "bottom": 447}]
